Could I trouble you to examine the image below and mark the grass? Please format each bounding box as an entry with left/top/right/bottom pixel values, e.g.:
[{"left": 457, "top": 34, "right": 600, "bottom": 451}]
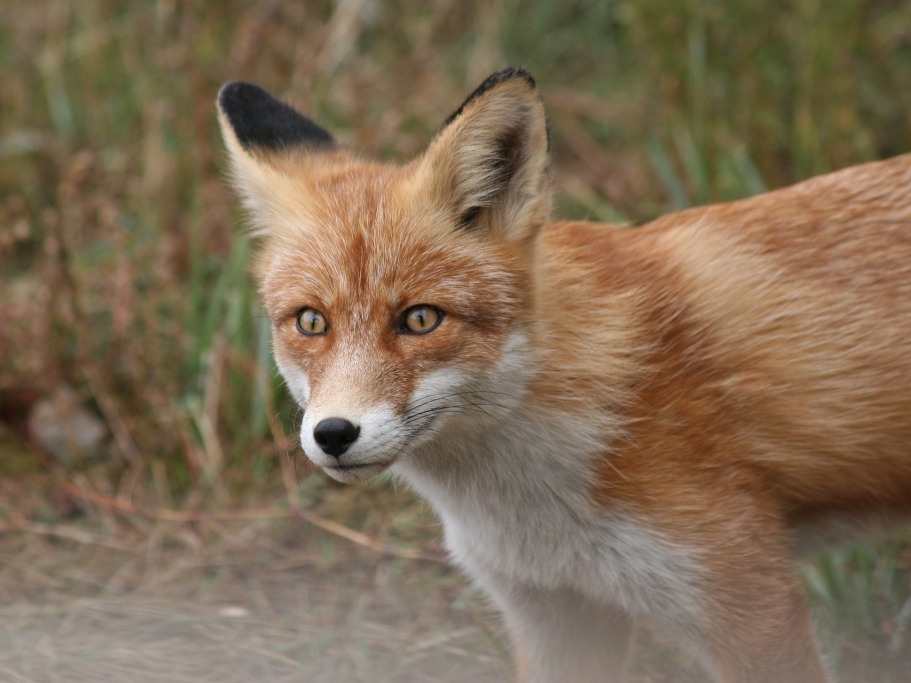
[{"left": 1, "top": 0, "right": 910, "bottom": 680}]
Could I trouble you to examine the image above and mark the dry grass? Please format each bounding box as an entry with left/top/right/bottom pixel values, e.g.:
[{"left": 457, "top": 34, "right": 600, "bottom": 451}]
[{"left": 1, "top": 0, "right": 911, "bottom": 681}]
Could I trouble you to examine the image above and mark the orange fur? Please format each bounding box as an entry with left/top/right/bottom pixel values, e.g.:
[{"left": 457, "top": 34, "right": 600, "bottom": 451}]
[{"left": 218, "top": 71, "right": 911, "bottom": 682}]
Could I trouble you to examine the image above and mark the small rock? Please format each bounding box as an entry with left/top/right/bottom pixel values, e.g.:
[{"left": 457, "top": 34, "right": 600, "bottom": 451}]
[
  {"left": 218, "top": 606, "right": 251, "bottom": 618},
  {"left": 27, "top": 385, "right": 108, "bottom": 464}
]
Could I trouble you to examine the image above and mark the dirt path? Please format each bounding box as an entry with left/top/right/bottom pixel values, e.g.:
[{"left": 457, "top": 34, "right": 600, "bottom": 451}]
[
  {"left": 0, "top": 516, "right": 509, "bottom": 683},
  {"left": 0, "top": 584, "right": 505, "bottom": 683},
  {"left": 1, "top": 507, "right": 906, "bottom": 683}
]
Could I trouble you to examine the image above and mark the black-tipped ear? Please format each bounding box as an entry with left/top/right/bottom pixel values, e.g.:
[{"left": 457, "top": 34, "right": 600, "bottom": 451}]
[
  {"left": 217, "top": 82, "right": 336, "bottom": 154},
  {"left": 441, "top": 67, "right": 540, "bottom": 132},
  {"left": 416, "top": 67, "right": 551, "bottom": 242}
]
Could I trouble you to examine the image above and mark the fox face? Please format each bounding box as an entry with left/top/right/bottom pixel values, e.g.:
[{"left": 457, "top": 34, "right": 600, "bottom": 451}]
[
  {"left": 259, "top": 200, "right": 535, "bottom": 482},
  {"left": 217, "top": 72, "right": 549, "bottom": 482}
]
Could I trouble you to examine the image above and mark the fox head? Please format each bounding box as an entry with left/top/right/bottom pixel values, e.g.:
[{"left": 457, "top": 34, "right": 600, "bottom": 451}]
[{"left": 217, "top": 68, "right": 550, "bottom": 482}]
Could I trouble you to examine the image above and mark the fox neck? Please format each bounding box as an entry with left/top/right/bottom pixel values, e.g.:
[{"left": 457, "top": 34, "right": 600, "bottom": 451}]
[{"left": 392, "top": 390, "right": 608, "bottom": 544}]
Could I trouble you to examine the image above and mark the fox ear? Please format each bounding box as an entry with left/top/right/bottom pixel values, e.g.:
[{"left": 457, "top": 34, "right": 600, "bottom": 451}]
[
  {"left": 417, "top": 68, "right": 551, "bottom": 241},
  {"left": 216, "top": 82, "right": 338, "bottom": 233},
  {"left": 216, "top": 81, "right": 336, "bottom": 158}
]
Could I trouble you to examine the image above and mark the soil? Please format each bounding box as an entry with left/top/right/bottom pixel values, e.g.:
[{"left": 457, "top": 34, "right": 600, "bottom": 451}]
[
  {"left": 0, "top": 515, "right": 510, "bottom": 683},
  {"left": 0, "top": 476, "right": 906, "bottom": 683}
]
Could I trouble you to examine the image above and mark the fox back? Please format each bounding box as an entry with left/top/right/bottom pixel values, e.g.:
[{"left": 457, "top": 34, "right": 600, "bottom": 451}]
[{"left": 218, "top": 69, "right": 911, "bottom": 683}]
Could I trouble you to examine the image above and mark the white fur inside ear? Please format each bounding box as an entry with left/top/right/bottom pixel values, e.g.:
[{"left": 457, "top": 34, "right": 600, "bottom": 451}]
[{"left": 416, "top": 77, "right": 551, "bottom": 241}]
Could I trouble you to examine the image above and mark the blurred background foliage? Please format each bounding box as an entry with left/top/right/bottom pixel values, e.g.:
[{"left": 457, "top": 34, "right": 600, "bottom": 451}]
[{"left": 0, "top": 0, "right": 910, "bottom": 677}]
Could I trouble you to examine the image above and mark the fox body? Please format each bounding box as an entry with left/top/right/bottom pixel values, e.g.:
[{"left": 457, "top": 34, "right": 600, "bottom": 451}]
[{"left": 217, "top": 69, "right": 911, "bottom": 682}]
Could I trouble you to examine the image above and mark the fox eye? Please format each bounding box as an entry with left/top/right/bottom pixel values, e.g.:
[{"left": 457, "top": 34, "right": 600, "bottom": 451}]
[
  {"left": 399, "top": 305, "right": 443, "bottom": 335},
  {"left": 296, "top": 307, "right": 328, "bottom": 336}
]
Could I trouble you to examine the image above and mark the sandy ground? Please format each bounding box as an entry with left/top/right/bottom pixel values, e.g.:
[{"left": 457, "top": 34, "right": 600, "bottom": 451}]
[
  {"left": 0, "top": 513, "right": 512, "bottom": 683},
  {"left": 0, "top": 580, "right": 506, "bottom": 683},
  {"left": 0, "top": 500, "right": 906, "bottom": 683}
]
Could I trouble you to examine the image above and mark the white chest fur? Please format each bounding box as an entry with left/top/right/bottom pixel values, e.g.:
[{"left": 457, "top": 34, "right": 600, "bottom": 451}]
[{"left": 393, "top": 407, "right": 706, "bottom": 626}]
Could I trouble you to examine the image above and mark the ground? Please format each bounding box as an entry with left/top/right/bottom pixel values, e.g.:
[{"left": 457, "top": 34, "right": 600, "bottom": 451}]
[
  {"left": 0, "top": 508, "right": 509, "bottom": 683},
  {"left": 0, "top": 460, "right": 907, "bottom": 683},
  {"left": 0, "top": 512, "right": 702, "bottom": 683}
]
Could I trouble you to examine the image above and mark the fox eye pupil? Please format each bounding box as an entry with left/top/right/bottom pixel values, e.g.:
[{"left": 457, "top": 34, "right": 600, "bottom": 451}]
[
  {"left": 296, "top": 307, "right": 328, "bottom": 335},
  {"left": 401, "top": 305, "right": 443, "bottom": 334}
]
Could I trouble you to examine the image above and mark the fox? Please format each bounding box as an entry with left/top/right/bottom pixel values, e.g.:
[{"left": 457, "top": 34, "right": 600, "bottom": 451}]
[{"left": 216, "top": 67, "right": 911, "bottom": 682}]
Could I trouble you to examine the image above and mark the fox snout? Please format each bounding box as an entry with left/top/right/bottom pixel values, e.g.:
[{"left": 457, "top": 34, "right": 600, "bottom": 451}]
[
  {"left": 312, "top": 417, "right": 360, "bottom": 457},
  {"left": 298, "top": 400, "right": 403, "bottom": 483}
]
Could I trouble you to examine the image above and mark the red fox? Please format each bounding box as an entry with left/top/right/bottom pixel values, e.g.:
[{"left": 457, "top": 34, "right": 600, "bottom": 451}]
[{"left": 217, "top": 68, "right": 911, "bottom": 682}]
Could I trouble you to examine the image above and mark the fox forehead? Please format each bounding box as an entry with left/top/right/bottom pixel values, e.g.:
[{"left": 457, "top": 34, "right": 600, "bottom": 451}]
[{"left": 254, "top": 165, "right": 529, "bottom": 326}]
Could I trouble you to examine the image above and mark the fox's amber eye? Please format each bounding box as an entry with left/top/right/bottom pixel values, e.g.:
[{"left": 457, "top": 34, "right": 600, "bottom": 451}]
[
  {"left": 296, "top": 307, "right": 328, "bottom": 336},
  {"left": 399, "top": 305, "right": 443, "bottom": 335}
]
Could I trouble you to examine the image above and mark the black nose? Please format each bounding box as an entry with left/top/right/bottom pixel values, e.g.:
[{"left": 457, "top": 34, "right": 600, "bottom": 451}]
[{"left": 313, "top": 418, "right": 360, "bottom": 457}]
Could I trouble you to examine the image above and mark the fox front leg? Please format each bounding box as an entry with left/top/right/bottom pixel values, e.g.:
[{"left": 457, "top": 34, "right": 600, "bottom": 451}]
[{"left": 493, "top": 583, "right": 635, "bottom": 683}]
